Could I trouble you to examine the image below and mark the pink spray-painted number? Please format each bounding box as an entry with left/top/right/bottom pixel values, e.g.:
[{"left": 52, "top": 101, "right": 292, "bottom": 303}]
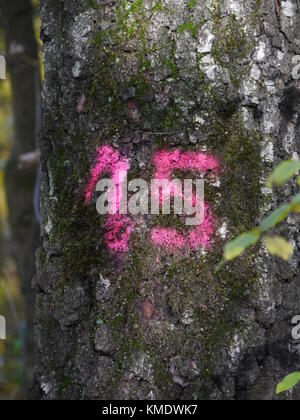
[
  {"left": 85, "top": 145, "right": 133, "bottom": 253},
  {"left": 85, "top": 146, "right": 220, "bottom": 253},
  {"left": 150, "top": 150, "right": 220, "bottom": 251}
]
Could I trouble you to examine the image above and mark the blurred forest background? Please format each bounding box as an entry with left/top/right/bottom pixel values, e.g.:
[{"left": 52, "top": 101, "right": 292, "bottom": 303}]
[{"left": 0, "top": 0, "right": 41, "bottom": 400}]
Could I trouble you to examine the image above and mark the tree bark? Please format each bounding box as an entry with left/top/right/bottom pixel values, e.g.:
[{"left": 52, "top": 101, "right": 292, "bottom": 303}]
[
  {"left": 0, "top": 0, "right": 40, "bottom": 396},
  {"left": 35, "top": 0, "right": 300, "bottom": 400}
]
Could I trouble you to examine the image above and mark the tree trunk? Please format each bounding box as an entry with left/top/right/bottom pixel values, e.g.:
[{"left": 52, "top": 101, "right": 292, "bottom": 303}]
[
  {"left": 35, "top": 0, "right": 300, "bottom": 400},
  {"left": 1, "top": 0, "right": 41, "bottom": 396}
]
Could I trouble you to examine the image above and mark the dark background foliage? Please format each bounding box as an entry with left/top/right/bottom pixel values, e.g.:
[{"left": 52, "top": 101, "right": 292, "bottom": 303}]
[{"left": 0, "top": 0, "right": 41, "bottom": 400}]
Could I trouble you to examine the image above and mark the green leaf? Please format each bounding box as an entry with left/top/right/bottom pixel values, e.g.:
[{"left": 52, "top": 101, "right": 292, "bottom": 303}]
[
  {"left": 267, "top": 160, "right": 300, "bottom": 187},
  {"left": 291, "top": 193, "right": 300, "bottom": 213},
  {"left": 259, "top": 204, "right": 291, "bottom": 233},
  {"left": 224, "top": 230, "right": 261, "bottom": 261},
  {"left": 265, "top": 236, "right": 293, "bottom": 261},
  {"left": 276, "top": 372, "right": 300, "bottom": 395}
]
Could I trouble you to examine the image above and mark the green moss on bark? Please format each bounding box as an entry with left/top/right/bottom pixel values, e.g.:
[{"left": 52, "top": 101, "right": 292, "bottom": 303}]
[{"left": 41, "top": 0, "right": 264, "bottom": 398}]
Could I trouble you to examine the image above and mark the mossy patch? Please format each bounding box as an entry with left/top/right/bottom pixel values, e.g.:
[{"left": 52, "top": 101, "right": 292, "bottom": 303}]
[
  {"left": 45, "top": 0, "right": 265, "bottom": 397},
  {"left": 211, "top": 14, "right": 252, "bottom": 87},
  {"left": 178, "top": 22, "right": 199, "bottom": 38},
  {"left": 187, "top": 0, "right": 198, "bottom": 10}
]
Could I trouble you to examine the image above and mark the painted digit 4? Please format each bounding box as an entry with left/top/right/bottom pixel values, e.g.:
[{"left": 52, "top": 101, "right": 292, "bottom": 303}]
[{"left": 85, "top": 146, "right": 133, "bottom": 253}]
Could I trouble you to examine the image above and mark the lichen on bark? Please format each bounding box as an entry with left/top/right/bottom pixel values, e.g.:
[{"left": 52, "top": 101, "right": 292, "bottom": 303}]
[{"left": 33, "top": 0, "right": 300, "bottom": 400}]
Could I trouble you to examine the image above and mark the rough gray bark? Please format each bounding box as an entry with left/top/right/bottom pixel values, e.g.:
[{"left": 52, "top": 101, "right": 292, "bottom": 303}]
[
  {"left": 35, "top": 0, "right": 300, "bottom": 400},
  {"left": 0, "top": 0, "right": 40, "bottom": 395}
]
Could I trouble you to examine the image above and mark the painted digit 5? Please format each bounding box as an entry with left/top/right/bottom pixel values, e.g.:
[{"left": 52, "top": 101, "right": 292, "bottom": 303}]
[{"left": 150, "top": 150, "right": 220, "bottom": 251}]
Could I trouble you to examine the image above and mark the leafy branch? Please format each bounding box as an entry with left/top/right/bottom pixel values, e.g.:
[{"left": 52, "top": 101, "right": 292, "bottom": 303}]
[
  {"left": 224, "top": 160, "right": 300, "bottom": 262},
  {"left": 222, "top": 159, "right": 300, "bottom": 395}
]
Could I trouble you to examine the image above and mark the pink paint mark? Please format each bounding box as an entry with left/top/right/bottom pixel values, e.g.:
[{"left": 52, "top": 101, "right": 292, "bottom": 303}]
[
  {"left": 151, "top": 204, "right": 214, "bottom": 251},
  {"left": 85, "top": 146, "right": 220, "bottom": 254},
  {"left": 85, "top": 146, "right": 133, "bottom": 253},
  {"left": 152, "top": 150, "right": 219, "bottom": 180},
  {"left": 85, "top": 145, "right": 129, "bottom": 207},
  {"left": 151, "top": 150, "right": 219, "bottom": 252},
  {"left": 103, "top": 214, "right": 133, "bottom": 253},
  {"left": 151, "top": 228, "right": 186, "bottom": 250}
]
